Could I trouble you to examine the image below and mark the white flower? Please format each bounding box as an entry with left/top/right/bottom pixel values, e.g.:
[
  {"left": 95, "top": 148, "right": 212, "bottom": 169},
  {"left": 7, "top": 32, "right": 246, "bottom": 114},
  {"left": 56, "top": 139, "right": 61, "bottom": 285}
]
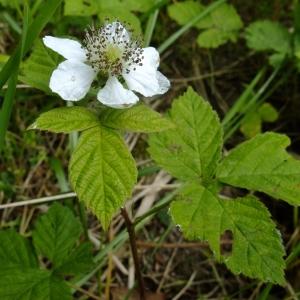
[{"left": 43, "top": 21, "right": 170, "bottom": 108}]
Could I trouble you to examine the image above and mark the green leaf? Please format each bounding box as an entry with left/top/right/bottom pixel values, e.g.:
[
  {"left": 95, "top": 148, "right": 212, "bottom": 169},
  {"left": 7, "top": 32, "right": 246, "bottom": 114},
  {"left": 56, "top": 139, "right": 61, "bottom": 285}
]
[
  {"left": 268, "top": 52, "right": 286, "bottom": 67},
  {"left": 258, "top": 103, "right": 279, "bottom": 122},
  {"left": 97, "top": 0, "right": 141, "bottom": 34},
  {"left": 19, "top": 40, "right": 59, "bottom": 93},
  {"left": 0, "top": 268, "right": 50, "bottom": 300},
  {"left": 240, "top": 112, "right": 262, "bottom": 138},
  {"left": 64, "top": 0, "right": 98, "bottom": 16},
  {"left": 0, "top": 230, "right": 38, "bottom": 268},
  {"left": 100, "top": 103, "right": 174, "bottom": 133},
  {"left": 167, "top": 1, "right": 205, "bottom": 28},
  {"left": 148, "top": 87, "right": 223, "bottom": 182},
  {"left": 245, "top": 20, "right": 291, "bottom": 54},
  {"left": 0, "top": 269, "right": 71, "bottom": 300},
  {"left": 196, "top": 3, "right": 243, "bottom": 48},
  {"left": 167, "top": 2, "right": 242, "bottom": 48},
  {"left": 69, "top": 126, "right": 137, "bottom": 229},
  {"left": 217, "top": 132, "right": 300, "bottom": 206},
  {"left": 197, "top": 28, "right": 238, "bottom": 49},
  {"left": 55, "top": 243, "right": 94, "bottom": 276},
  {"left": 171, "top": 183, "right": 285, "bottom": 284},
  {"left": 122, "top": 0, "right": 156, "bottom": 12},
  {"left": 33, "top": 203, "right": 82, "bottom": 266},
  {"left": 29, "top": 106, "right": 101, "bottom": 133}
]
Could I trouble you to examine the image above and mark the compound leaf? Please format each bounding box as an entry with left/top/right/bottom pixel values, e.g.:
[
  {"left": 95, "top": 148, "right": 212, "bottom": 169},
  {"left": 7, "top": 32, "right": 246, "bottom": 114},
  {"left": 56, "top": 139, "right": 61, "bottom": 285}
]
[
  {"left": 100, "top": 103, "right": 174, "bottom": 133},
  {"left": 32, "top": 203, "right": 82, "bottom": 266},
  {"left": 29, "top": 106, "right": 100, "bottom": 133},
  {"left": 171, "top": 183, "right": 285, "bottom": 284},
  {"left": 69, "top": 126, "right": 137, "bottom": 229},
  {"left": 148, "top": 87, "right": 223, "bottom": 182},
  {"left": 217, "top": 132, "right": 300, "bottom": 206}
]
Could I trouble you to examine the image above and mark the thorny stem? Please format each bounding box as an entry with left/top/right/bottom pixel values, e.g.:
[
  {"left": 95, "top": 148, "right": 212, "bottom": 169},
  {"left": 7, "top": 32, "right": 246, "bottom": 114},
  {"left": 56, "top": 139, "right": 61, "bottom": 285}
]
[{"left": 120, "top": 207, "right": 146, "bottom": 300}]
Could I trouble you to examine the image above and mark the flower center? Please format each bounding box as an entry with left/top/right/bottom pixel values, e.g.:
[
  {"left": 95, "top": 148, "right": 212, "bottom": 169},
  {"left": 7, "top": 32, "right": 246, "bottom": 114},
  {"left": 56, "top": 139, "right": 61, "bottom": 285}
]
[
  {"left": 83, "top": 21, "right": 144, "bottom": 76},
  {"left": 105, "top": 44, "right": 122, "bottom": 64}
]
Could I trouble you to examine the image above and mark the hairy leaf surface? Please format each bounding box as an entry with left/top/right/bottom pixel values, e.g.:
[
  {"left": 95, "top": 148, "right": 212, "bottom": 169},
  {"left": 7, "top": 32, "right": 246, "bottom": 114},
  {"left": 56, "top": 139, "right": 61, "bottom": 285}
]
[
  {"left": 29, "top": 106, "right": 100, "bottom": 133},
  {"left": 171, "top": 183, "right": 285, "bottom": 284},
  {"left": 217, "top": 133, "right": 300, "bottom": 206},
  {"left": 148, "top": 87, "right": 223, "bottom": 182},
  {"left": 100, "top": 103, "right": 174, "bottom": 133},
  {"left": 69, "top": 126, "right": 137, "bottom": 229}
]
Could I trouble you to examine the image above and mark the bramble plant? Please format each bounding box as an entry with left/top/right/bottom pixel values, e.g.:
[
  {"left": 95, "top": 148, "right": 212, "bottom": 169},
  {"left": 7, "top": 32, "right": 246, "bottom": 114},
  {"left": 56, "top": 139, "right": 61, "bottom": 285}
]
[{"left": 2, "top": 1, "right": 300, "bottom": 299}]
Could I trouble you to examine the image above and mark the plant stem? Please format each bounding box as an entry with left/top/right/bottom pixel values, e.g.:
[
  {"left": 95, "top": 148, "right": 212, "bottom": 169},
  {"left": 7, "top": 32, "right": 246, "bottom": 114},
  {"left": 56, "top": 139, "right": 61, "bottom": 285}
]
[{"left": 120, "top": 207, "right": 146, "bottom": 300}]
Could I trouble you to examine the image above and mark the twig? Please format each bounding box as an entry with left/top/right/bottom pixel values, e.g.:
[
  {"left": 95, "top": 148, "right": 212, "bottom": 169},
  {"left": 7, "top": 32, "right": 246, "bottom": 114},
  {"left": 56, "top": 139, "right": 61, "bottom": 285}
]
[
  {"left": 172, "top": 271, "right": 197, "bottom": 300},
  {"left": 68, "top": 283, "right": 101, "bottom": 300},
  {"left": 0, "top": 192, "right": 76, "bottom": 210},
  {"left": 120, "top": 207, "right": 146, "bottom": 300},
  {"left": 137, "top": 241, "right": 231, "bottom": 249}
]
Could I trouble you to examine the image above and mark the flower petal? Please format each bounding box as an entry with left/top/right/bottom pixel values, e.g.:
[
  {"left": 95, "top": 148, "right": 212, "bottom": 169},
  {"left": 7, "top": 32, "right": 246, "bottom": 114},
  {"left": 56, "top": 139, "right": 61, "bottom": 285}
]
[
  {"left": 49, "top": 60, "right": 96, "bottom": 101},
  {"left": 43, "top": 36, "right": 87, "bottom": 62},
  {"left": 123, "top": 47, "right": 162, "bottom": 97},
  {"left": 156, "top": 71, "right": 170, "bottom": 94},
  {"left": 97, "top": 76, "right": 139, "bottom": 109}
]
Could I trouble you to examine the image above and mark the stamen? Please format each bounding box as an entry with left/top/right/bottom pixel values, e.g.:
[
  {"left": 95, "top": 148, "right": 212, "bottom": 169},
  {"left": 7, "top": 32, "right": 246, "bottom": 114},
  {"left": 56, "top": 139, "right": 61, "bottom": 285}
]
[{"left": 83, "top": 21, "right": 144, "bottom": 76}]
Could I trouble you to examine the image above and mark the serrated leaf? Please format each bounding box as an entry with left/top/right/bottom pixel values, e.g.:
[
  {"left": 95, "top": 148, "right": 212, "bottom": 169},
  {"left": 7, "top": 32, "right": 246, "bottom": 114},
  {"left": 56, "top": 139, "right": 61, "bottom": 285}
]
[
  {"left": 196, "top": 3, "right": 243, "bottom": 48},
  {"left": 197, "top": 28, "right": 238, "bottom": 49},
  {"left": 0, "top": 268, "right": 50, "bottom": 300},
  {"left": 0, "top": 269, "right": 71, "bottom": 300},
  {"left": 245, "top": 20, "right": 291, "bottom": 54},
  {"left": 55, "top": 243, "right": 94, "bottom": 276},
  {"left": 64, "top": 0, "right": 98, "bottom": 16},
  {"left": 69, "top": 126, "right": 137, "bottom": 229},
  {"left": 217, "top": 132, "right": 300, "bottom": 206},
  {"left": 33, "top": 203, "right": 82, "bottom": 266},
  {"left": 148, "top": 87, "right": 223, "bottom": 182},
  {"left": 0, "top": 230, "right": 38, "bottom": 268},
  {"left": 171, "top": 183, "right": 285, "bottom": 284},
  {"left": 167, "top": 1, "right": 205, "bottom": 28},
  {"left": 197, "top": 3, "right": 243, "bottom": 30},
  {"left": 100, "top": 103, "right": 174, "bottom": 133},
  {"left": 19, "top": 40, "right": 59, "bottom": 93},
  {"left": 29, "top": 106, "right": 100, "bottom": 133}
]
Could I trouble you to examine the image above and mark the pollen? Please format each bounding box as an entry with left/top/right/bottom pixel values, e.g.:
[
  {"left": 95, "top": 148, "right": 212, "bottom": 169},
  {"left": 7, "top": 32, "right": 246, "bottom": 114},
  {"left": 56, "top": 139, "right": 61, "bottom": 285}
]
[{"left": 83, "top": 21, "right": 144, "bottom": 76}]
